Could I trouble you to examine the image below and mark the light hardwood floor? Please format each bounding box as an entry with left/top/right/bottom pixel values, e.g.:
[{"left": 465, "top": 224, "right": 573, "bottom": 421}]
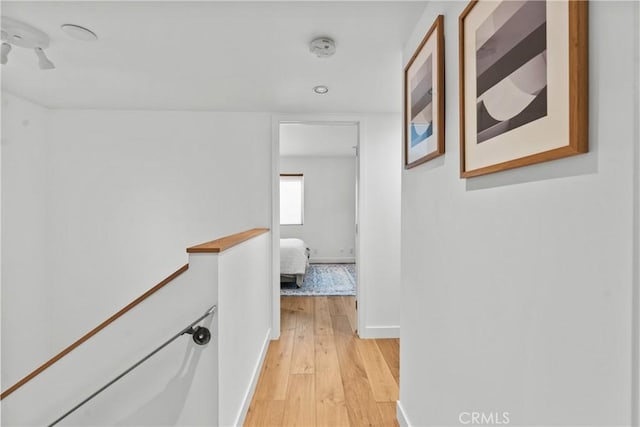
[{"left": 245, "top": 296, "right": 400, "bottom": 427}]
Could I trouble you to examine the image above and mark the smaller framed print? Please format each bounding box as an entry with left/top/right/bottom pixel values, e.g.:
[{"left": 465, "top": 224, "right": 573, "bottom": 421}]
[
  {"left": 459, "top": 0, "right": 588, "bottom": 178},
  {"left": 404, "top": 15, "right": 445, "bottom": 169}
]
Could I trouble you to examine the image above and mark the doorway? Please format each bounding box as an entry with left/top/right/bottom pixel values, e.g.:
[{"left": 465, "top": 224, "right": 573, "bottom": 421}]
[{"left": 271, "top": 119, "right": 360, "bottom": 338}]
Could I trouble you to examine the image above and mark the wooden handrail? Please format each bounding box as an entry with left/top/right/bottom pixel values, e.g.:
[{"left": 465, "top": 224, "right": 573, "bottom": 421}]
[
  {"left": 0, "top": 264, "right": 189, "bottom": 400},
  {"left": 187, "top": 228, "right": 269, "bottom": 253},
  {"left": 1, "top": 227, "right": 270, "bottom": 401}
]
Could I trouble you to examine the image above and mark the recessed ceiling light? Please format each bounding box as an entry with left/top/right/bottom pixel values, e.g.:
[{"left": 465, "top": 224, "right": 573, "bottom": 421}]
[
  {"left": 313, "top": 85, "right": 329, "bottom": 94},
  {"left": 61, "top": 24, "right": 98, "bottom": 41}
]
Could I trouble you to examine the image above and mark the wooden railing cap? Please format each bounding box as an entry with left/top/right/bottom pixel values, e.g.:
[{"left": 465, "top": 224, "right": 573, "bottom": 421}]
[{"left": 187, "top": 228, "right": 269, "bottom": 253}]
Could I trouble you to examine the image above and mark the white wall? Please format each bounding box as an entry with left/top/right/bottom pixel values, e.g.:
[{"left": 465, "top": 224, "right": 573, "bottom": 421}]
[
  {"left": 1, "top": 93, "right": 52, "bottom": 386},
  {"left": 280, "top": 156, "right": 356, "bottom": 263},
  {"left": 46, "top": 109, "right": 272, "bottom": 352},
  {"left": 1, "top": 102, "right": 273, "bottom": 388},
  {"left": 400, "top": 2, "right": 638, "bottom": 426},
  {"left": 217, "top": 232, "right": 271, "bottom": 426},
  {"left": 358, "top": 115, "right": 402, "bottom": 338}
]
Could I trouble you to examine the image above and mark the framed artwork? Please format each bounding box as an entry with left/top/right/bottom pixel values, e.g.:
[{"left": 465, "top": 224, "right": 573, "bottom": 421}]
[
  {"left": 404, "top": 15, "right": 445, "bottom": 169},
  {"left": 459, "top": 0, "right": 588, "bottom": 178}
]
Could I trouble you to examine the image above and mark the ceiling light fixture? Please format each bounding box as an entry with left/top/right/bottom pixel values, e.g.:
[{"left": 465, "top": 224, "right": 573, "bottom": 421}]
[
  {"left": 61, "top": 24, "right": 98, "bottom": 41},
  {"left": 1, "top": 42, "right": 11, "bottom": 65},
  {"left": 309, "top": 37, "right": 336, "bottom": 58},
  {"left": 1, "top": 16, "right": 55, "bottom": 70},
  {"left": 34, "top": 47, "right": 55, "bottom": 69},
  {"left": 313, "top": 85, "right": 329, "bottom": 94}
]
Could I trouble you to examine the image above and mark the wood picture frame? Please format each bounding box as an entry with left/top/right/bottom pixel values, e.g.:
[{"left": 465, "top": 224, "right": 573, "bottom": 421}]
[
  {"left": 459, "top": 0, "right": 588, "bottom": 178},
  {"left": 404, "top": 15, "right": 445, "bottom": 169}
]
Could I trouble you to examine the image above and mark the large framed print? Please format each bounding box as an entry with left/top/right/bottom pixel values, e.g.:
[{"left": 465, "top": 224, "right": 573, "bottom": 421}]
[
  {"left": 459, "top": 0, "right": 588, "bottom": 178},
  {"left": 404, "top": 15, "right": 445, "bottom": 169}
]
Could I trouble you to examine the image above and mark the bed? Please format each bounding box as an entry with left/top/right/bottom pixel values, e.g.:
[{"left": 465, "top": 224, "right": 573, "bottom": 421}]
[{"left": 280, "top": 238, "right": 309, "bottom": 287}]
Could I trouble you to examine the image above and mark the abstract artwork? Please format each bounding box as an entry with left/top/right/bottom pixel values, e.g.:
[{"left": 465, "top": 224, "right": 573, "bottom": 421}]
[
  {"left": 459, "top": 0, "right": 588, "bottom": 177},
  {"left": 410, "top": 54, "right": 433, "bottom": 148},
  {"left": 476, "top": 1, "right": 547, "bottom": 144},
  {"left": 404, "top": 15, "right": 444, "bottom": 169}
]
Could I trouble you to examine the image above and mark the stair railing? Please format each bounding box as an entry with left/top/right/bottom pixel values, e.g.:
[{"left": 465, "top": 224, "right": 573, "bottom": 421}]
[{"left": 48, "top": 305, "right": 216, "bottom": 427}]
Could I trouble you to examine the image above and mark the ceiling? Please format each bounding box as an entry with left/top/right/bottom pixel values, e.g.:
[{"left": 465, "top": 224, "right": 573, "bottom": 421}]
[
  {"left": 280, "top": 123, "right": 357, "bottom": 157},
  {"left": 1, "top": 1, "right": 427, "bottom": 113}
]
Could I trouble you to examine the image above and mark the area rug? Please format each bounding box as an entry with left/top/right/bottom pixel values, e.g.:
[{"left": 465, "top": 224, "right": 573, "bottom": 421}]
[{"left": 281, "top": 264, "right": 356, "bottom": 296}]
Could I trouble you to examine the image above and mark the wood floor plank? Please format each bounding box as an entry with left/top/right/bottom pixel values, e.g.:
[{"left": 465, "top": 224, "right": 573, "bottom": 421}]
[
  {"left": 316, "top": 400, "right": 350, "bottom": 427},
  {"left": 314, "top": 335, "right": 345, "bottom": 402},
  {"left": 291, "top": 333, "right": 315, "bottom": 374},
  {"left": 244, "top": 400, "right": 285, "bottom": 426},
  {"left": 253, "top": 329, "right": 295, "bottom": 401},
  {"left": 281, "top": 296, "right": 295, "bottom": 310},
  {"left": 281, "top": 308, "right": 297, "bottom": 331},
  {"left": 291, "top": 299, "right": 315, "bottom": 374},
  {"left": 356, "top": 339, "right": 399, "bottom": 402},
  {"left": 331, "top": 315, "right": 354, "bottom": 336},
  {"left": 341, "top": 297, "right": 357, "bottom": 333},
  {"left": 314, "top": 297, "right": 333, "bottom": 336},
  {"left": 375, "top": 339, "right": 400, "bottom": 386},
  {"left": 247, "top": 297, "right": 399, "bottom": 426},
  {"left": 332, "top": 316, "right": 385, "bottom": 426},
  {"left": 377, "top": 402, "right": 400, "bottom": 427},
  {"left": 282, "top": 374, "right": 316, "bottom": 426},
  {"left": 328, "top": 296, "right": 348, "bottom": 316},
  {"left": 290, "top": 296, "right": 313, "bottom": 313},
  {"left": 281, "top": 297, "right": 298, "bottom": 331}
]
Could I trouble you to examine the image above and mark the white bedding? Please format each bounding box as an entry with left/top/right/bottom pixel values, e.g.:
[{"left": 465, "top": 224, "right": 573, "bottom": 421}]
[{"left": 280, "top": 238, "right": 308, "bottom": 275}]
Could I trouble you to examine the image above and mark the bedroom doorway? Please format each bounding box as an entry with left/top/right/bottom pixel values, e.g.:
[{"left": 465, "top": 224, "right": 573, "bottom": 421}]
[{"left": 274, "top": 120, "right": 359, "bottom": 336}]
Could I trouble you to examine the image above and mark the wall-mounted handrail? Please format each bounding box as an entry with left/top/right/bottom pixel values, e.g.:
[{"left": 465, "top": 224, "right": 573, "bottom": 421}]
[
  {"left": 0, "top": 264, "right": 190, "bottom": 400},
  {"left": 48, "top": 305, "right": 217, "bottom": 427},
  {"left": 1, "top": 228, "right": 269, "bottom": 403}
]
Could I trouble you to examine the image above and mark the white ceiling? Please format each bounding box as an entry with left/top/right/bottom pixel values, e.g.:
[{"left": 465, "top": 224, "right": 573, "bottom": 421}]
[
  {"left": 1, "top": 1, "right": 427, "bottom": 113},
  {"left": 280, "top": 123, "right": 357, "bottom": 157}
]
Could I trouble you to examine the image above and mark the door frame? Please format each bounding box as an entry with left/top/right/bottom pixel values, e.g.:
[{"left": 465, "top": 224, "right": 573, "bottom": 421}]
[{"left": 270, "top": 114, "right": 363, "bottom": 339}]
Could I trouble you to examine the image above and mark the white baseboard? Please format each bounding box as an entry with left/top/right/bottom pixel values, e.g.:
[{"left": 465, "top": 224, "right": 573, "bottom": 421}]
[
  {"left": 234, "top": 328, "right": 271, "bottom": 427},
  {"left": 358, "top": 325, "right": 400, "bottom": 339},
  {"left": 309, "top": 257, "right": 355, "bottom": 264},
  {"left": 397, "top": 401, "right": 411, "bottom": 427}
]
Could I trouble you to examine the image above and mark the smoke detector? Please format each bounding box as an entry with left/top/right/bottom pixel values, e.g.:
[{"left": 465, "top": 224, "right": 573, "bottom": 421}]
[{"left": 309, "top": 37, "right": 336, "bottom": 58}]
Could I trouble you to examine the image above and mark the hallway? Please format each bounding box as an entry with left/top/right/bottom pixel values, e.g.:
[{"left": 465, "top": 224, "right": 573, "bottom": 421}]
[{"left": 245, "top": 296, "right": 399, "bottom": 426}]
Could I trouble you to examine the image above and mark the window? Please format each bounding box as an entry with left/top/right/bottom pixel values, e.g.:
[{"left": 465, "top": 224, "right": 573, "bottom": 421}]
[{"left": 280, "top": 174, "right": 304, "bottom": 225}]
